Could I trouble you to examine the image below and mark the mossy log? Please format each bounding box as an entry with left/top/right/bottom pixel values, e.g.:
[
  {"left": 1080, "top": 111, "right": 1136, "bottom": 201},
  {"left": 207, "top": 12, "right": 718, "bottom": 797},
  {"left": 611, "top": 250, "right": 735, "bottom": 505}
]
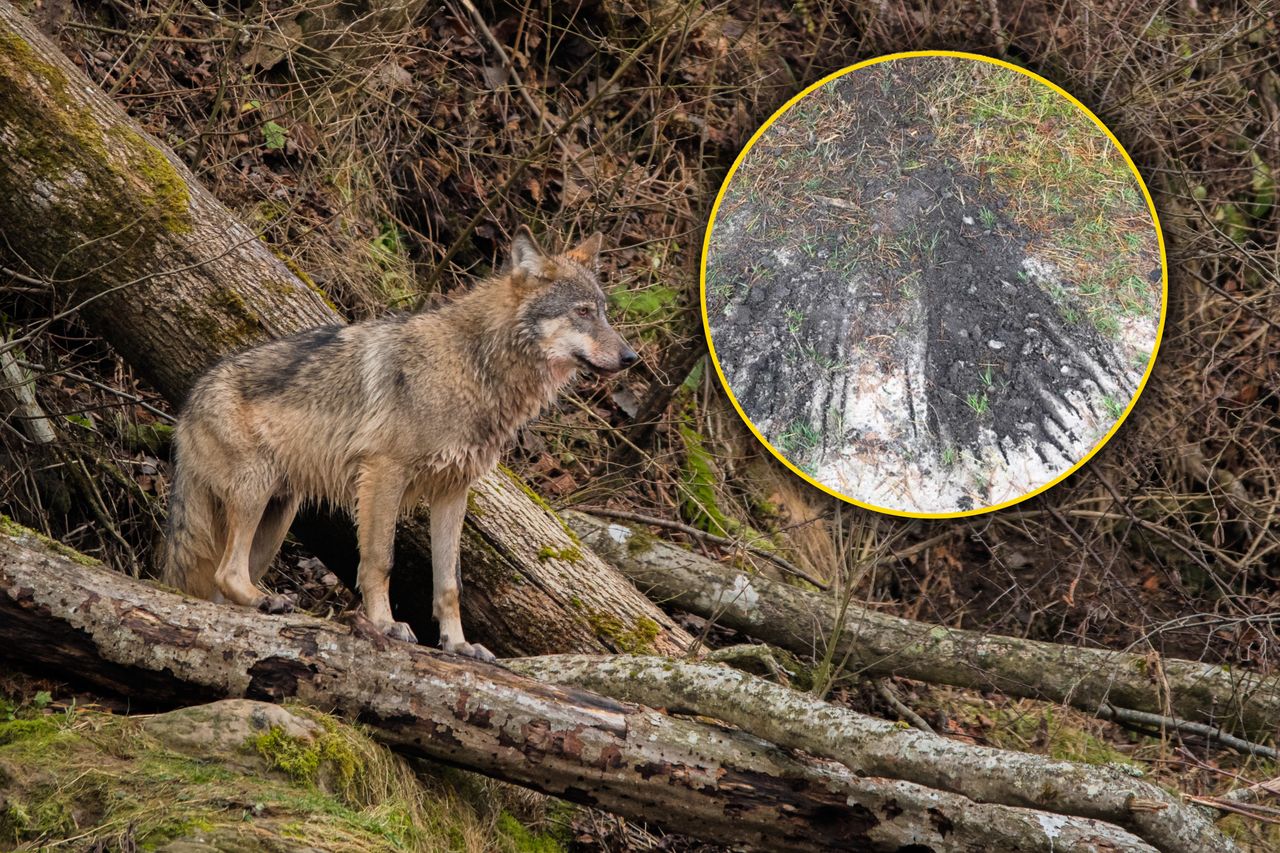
[
  {"left": 570, "top": 512, "right": 1280, "bottom": 737},
  {"left": 0, "top": 528, "right": 1176, "bottom": 853},
  {"left": 0, "top": 2, "right": 689, "bottom": 658}
]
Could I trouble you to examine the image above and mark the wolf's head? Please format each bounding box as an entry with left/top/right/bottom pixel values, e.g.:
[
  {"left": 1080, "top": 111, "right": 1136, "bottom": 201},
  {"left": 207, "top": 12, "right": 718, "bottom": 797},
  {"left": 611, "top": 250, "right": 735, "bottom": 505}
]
[{"left": 510, "top": 226, "right": 638, "bottom": 380}]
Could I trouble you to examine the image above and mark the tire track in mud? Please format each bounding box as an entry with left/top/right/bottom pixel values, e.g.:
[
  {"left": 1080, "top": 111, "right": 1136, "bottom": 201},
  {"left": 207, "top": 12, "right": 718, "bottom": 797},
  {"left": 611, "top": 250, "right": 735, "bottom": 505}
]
[
  {"left": 911, "top": 168, "right": 1139, "bottom": 470},
  {"left": 709, "top": 233, "right": 858, "bottom": 446}
]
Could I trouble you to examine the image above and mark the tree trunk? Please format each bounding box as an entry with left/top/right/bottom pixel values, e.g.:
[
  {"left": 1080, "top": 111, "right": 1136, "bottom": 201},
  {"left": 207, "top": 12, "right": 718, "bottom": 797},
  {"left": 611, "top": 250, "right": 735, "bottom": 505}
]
[
  {"left": 0, "top": 526, "right": 1174, "bottom": 853},
  {"left": 0, "top": 1, "right": 689, "bottom": 658},
  {"left": 570, "top": 512, "right": 1280, "bottom": 737}
]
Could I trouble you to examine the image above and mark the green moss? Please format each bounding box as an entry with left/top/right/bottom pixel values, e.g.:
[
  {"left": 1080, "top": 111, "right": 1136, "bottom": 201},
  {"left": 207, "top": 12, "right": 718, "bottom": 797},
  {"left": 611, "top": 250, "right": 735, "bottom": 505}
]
[
  {"left": 206, "top": 287, "right": 266, "bottom": 341},
  {"left": 169, "top": 298, "right": 259, "bottom": 352},
  {"left": 251, "top": 199, "right": 290, "bottom": 227},
  {"left": 25, "top": 795, "right": 74, "bottom": 840},
  {"left": 137, "top": 816, "right": 217, "bottom": 847},
  {"left": 607, "top": 282, "right": 680, "bottom": 345},
  {"left": 273, "top": 249, "right": 341, "bottom": 312},
  {"left": 119, "top": 421, "right": 174, "bottom": 454},
  {"left": 254, "top": 726, "right": 326, "bottom": 783},
  {"left": 676, "top": 416, "right": 733, "bottom": 537},
  {"left": 210, "top": 286, "right": 252, "bottom": 317},
  {"left": 0, "top": 28, "right": 193, "bottom": 282},
  {"left": 1, "top": 31, "right": 70, "bottom": 100},
  {"left": 496, "top": 810, "right": 568, "bottom": 853},
  {"left": 107, "top": 126, "right": 192, "bottom": 234},
  {"left": 748, "top": 494, "right": 781, "bottom": 520},
  {"left": 0, "top": 716, "right": 62, "bottom": 748},
  {"left": 623, "top": 524, "right": 658, "bottom": 556},
  {"left": 536, "top": 544, "right": 583, "bottom": 563},
  {"left": 0, "top": 696, "right": 546, "bottom": 850},
  {"left": 948, "top": 700, "right": 1139, "bottom": 768},
  {"left": 466, "top": 489, "right": 487, "bottom": 517},
  {"left": 251, "top": 716, "right": 361, "bottom": 801},
  {"left": 587, "top": 612, "right": 660, "bottom": 654},
  {"left": 0, "top": 801, "right": 32, "bottom": 843},
  {"left": 0, "top": 515, "right": 100, "bottom": 566}
]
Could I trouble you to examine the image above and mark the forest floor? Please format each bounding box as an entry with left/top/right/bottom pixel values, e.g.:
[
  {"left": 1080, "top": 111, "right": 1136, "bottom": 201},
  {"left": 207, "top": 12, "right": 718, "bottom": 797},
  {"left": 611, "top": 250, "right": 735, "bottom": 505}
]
[{"left": 707, "top": 57, "right": 1163, "bottom": 513}]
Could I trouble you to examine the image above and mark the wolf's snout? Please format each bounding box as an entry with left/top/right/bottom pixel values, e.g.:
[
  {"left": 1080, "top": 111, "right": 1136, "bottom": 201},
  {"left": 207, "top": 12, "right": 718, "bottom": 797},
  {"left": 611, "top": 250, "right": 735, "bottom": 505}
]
[{"left": 619, "top": 348, "right": 639, "bottom": 368}]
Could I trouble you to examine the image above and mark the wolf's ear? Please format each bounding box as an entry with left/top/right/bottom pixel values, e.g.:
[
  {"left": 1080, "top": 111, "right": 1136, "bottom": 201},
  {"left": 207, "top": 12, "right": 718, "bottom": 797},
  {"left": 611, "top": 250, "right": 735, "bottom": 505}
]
[
  {"left": 511, "top": 225, "right": 549, "bottom": 279},
  {"left": 563, "top": 232, "right": 604, "bottom": 268}
]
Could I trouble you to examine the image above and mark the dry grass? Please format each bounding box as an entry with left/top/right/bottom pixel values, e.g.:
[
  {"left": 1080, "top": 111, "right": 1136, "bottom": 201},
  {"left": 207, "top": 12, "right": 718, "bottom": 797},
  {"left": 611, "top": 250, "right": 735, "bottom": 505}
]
[{"left": 1, "top": 0, "right": 1277, "bottom": 845}]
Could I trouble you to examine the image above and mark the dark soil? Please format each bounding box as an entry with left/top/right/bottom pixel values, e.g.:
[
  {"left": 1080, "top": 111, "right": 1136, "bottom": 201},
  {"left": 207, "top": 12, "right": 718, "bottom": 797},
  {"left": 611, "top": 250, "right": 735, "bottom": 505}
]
[
  {"left": 913, "top": 167, "right": 1136, "bottom": 458},
  {"left": 707, "top": 57, "right": 1152, "bottom": 508}
]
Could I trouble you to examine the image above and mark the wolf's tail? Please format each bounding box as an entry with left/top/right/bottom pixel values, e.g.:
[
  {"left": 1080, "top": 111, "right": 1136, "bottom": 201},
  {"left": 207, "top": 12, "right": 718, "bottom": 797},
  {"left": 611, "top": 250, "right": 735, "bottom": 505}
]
[{"left": 162, "top": 458, "right": 221, "bottom": 598}]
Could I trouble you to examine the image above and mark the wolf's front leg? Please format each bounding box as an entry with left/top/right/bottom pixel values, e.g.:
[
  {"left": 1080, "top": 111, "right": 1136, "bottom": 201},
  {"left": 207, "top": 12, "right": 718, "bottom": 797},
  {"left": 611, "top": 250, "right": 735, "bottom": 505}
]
[
  {"left": 430, "top": 486, "right": 495, "bottom": 662},
  {"left": 355, "top": 458, "right": 416, "bottom": 643}
]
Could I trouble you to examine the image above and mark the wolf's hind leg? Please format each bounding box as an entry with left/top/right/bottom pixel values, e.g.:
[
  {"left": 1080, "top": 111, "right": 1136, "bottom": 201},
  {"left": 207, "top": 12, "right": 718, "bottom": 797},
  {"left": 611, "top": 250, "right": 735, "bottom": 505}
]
[
  {"left": 354, "top": 458, "right": 414, "bottom": 642},
  {"left": 431, "top": 486, "right": 494, "bottom": 662},
  {"left": 249, "top": 495, "right": 301, "bottom": 585},
  {"left": 214, "top": 494, "right": 293, "bottom": 613}
]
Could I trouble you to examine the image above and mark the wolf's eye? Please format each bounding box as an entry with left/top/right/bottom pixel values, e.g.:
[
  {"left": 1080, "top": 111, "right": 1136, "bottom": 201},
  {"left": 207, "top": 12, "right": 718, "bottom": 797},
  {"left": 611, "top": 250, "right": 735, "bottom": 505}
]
[{"left": 575, "top": 305, "right": 593, "bottom": 318}]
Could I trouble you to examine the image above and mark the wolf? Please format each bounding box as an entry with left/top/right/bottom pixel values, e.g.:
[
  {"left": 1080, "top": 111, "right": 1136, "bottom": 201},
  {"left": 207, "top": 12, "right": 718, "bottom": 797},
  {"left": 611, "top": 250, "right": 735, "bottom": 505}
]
[{"left": 162, "top": 227, "right": 637, "bottom": 661}]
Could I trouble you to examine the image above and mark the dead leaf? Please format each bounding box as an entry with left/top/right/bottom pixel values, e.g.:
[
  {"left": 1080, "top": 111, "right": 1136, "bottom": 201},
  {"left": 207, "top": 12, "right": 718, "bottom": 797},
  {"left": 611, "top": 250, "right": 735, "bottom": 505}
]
[
  {"left": 610, "top": 385, "right": 640, "bottom": 418},
  {"left": 481, "top": 64, "right": 510, "bottom": 89},
  {"left": 239, "top": 17, "right": 304, "bottom": 70}
]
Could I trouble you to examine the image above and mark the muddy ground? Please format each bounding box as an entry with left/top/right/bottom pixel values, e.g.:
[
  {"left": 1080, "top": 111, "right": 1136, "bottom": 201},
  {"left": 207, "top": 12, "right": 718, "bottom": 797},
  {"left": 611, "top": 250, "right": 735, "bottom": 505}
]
[{"left": 706, "top": 58, "right": 1162, "bottom": 514}]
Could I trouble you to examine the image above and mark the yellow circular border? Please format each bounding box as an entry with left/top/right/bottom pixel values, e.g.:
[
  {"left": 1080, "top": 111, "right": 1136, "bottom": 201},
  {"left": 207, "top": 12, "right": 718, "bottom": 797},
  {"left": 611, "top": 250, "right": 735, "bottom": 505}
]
[{"left": 700, "top": 50, "right": 1169, "bottom": 520}]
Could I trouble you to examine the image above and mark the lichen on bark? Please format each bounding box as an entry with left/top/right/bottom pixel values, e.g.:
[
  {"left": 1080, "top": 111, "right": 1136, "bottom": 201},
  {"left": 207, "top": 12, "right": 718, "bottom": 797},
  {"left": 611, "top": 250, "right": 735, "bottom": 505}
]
[{"left": 0, "top": 26, "right": 193, "bottom": 285}]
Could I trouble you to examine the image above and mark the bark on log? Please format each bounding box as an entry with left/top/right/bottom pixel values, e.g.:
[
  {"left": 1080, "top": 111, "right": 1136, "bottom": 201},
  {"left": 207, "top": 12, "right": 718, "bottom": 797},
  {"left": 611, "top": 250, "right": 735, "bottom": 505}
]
[
  {"left": 0, "top": 527, "right": 1168, "bottom": 853},
  {"left": 570, "top": 512, "right": 1280, "bottom": 736},
  {"left": 510, "top": 655, "right": 1233, "bottom": 853},
  {"left": 0, "top": 1, "right": 690, "bottom": 657}
]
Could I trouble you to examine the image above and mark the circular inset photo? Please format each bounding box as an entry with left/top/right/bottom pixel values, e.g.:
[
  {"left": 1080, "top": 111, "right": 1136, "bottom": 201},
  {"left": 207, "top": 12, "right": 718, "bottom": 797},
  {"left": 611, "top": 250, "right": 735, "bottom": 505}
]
[{"left": 703, "top": 52, "right": 1166, "bottom": 517}]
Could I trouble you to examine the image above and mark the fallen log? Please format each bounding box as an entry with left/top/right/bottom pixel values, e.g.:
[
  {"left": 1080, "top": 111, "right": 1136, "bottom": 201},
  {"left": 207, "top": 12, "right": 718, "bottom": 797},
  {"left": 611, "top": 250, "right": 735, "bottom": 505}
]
[
  {"left": 510, "top": 654, "right": 1233, "bottom": 853},
  {"left": 570, "top": 511, "right": 1280, "bottom": 736},
  {"left": 0, "top": 524, "right": 1171, "bottom": 853},
  {"left": 0, "top": 0, "right": 689, "bottom": 657}
]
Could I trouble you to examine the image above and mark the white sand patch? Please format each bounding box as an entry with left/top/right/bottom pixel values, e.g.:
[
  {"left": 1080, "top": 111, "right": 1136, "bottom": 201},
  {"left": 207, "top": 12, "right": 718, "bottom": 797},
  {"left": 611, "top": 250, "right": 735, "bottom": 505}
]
[
  {"left": 1022, "top": 255, "right": 1155, "bottom": 394},
  {"left": 816, "top": 399, "right": 1112, "bottom": 514},
  {"left": 1115, "top": 310, "right": 1159, "bottom": 377}
]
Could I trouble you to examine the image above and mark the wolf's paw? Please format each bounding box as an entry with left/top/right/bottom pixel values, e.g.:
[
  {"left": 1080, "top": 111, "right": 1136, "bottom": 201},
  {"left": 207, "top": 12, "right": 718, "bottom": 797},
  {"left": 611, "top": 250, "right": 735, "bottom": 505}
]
[
  {"left": 442, "top": 639, "right": 496, "bottom": 663},
  {"left": 381, "top": 621, "right": 418, "bottom": 644},
  {"left": 256, "top": 593, "right": 295, "bottom": 614}
]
